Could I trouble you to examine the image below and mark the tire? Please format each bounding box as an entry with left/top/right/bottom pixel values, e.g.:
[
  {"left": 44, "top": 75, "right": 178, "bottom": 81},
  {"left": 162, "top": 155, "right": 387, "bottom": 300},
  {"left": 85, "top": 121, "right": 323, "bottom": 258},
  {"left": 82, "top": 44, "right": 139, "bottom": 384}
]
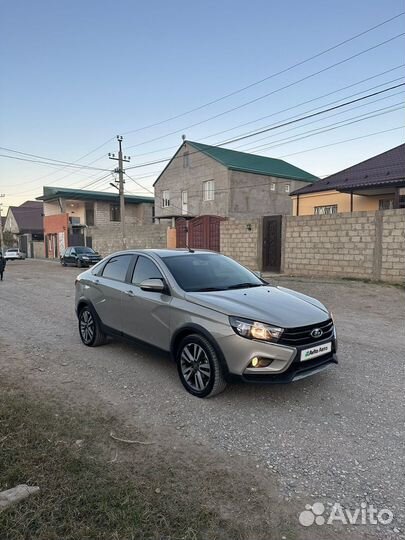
[
  {"left": 77, "top": 259, "right": 83, "bottom": 268},
  {"left": 78, "top": 305, "right": 107, "bottom": 347},
  {"left": 176, "top": 334, "right": 227, "bottom": 398}
]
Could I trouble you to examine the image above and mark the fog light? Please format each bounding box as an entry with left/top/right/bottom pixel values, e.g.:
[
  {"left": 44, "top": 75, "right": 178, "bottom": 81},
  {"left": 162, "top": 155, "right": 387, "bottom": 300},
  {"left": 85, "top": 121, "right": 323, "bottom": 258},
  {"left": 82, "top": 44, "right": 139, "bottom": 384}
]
[{"left": 249, "top": 357, "right": 273, "bottom": 368}]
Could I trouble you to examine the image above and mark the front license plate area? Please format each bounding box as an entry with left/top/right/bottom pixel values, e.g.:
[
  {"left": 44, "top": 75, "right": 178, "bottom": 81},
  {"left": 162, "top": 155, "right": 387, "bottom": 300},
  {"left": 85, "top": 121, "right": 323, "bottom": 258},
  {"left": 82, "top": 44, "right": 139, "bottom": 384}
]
[{"left": 300, "top": 342, "right": 332, "bottom": 362}]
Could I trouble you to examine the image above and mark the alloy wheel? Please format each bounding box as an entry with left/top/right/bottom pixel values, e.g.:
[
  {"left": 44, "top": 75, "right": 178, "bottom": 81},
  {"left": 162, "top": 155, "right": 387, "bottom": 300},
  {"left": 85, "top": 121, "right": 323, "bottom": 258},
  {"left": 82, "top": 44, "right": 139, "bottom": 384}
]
[
  {"left": 79, "top": 309, "right": 95, "bottom": 345},
  {"left": 180, "top": 343, "right": 212, "bottom": 392}
]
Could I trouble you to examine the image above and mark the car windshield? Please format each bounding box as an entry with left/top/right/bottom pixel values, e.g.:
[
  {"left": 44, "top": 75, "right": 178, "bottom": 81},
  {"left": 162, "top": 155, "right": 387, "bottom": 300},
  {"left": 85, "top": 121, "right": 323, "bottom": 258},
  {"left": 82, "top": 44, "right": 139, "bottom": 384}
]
[
  {"left": 75, "top": 247, "right": 95, "bottom": 254},
  {"left": 161, "top": 253, "right": 265, "bottom": 292},
  {"left": 8, "top": 249, "right": 18, "bottom": 252}
]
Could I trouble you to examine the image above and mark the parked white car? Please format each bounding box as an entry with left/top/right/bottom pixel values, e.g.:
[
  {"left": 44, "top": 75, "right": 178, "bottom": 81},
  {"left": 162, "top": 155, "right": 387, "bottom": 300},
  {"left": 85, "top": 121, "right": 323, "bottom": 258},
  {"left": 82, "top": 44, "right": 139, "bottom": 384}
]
[{"left": 4, "top": 248, "right": 26, "bottom": 260}]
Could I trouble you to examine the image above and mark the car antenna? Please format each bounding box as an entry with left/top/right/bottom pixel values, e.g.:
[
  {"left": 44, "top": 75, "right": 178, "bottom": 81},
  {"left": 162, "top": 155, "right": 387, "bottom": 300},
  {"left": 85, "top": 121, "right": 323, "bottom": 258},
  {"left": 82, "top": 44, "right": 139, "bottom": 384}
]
[{"left": 185, "top": 243, "right": 195, "bottom": 253}]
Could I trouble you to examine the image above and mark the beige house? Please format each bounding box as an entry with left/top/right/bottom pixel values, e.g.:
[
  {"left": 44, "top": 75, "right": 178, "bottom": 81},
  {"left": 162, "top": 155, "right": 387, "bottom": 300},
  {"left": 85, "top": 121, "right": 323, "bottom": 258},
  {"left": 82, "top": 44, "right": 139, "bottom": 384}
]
[{"left": 291, "top": 143, "right": 405, "bottom": 215}]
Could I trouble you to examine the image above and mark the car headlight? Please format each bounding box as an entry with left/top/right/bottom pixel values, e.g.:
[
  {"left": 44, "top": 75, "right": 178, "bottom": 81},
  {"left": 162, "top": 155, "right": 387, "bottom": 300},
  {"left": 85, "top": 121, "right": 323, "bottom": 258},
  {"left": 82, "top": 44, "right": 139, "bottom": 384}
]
[
  {"left": 229, "top": 316, "right": 283, "bottom": 342},
  {"left": 82, "top": 256, "right": 89, "bottom": 260}
]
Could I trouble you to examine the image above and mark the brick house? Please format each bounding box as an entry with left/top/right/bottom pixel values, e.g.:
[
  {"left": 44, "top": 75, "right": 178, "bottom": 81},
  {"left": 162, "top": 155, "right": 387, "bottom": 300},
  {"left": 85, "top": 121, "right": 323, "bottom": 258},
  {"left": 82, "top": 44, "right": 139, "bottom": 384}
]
[
  {"left": 291, "top": 143, "right": 405, "bottom": 215},
  {"left": 154, "top": 140, "right": 318, "bottom": 221},
  {"left": 3, "top": 201, "right": 45, "bottom": 258},
  {"left": 38, "top": 186, "right": 156, "bottom": 258}
]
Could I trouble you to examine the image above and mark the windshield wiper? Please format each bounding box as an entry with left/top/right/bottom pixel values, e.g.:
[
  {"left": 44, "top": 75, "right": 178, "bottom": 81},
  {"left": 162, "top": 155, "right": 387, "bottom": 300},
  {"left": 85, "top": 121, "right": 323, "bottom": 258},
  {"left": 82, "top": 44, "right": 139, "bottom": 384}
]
[
  {"left": 193, "top": 287, "right": 225, "bottom": 292},
  {"left": 226, "top": 282, "right": 263, "bottom": 290}
]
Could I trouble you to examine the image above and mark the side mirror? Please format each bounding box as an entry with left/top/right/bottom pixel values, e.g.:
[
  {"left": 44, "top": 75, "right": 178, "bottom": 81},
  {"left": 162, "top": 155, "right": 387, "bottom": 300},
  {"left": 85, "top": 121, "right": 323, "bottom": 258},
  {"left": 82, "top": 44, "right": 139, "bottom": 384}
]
[
  {"left": 253, "top": 270, "right": 262, "bottom": 278},
  {"left": 140, "top": 278, "right": 165, "bottom": 292}
]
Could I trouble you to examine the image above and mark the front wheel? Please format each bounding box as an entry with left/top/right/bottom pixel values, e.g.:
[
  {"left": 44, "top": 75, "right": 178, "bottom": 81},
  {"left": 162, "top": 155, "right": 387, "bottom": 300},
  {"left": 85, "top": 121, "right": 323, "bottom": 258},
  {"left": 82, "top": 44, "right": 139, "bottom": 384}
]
[
  {"left": 176, "top": 334, "right": 227, "bottom": 398},
  {"left": 78, "top": 306, "right": 107, "bottom": 347}
]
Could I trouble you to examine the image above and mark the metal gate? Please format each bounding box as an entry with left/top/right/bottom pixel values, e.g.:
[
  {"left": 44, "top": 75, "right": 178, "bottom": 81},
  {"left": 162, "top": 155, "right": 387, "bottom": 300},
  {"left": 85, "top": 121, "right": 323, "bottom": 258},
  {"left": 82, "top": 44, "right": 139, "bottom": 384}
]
[
  {"left": 262, "top": 215, "right": 282, "bottom": 273},
  {"left": 176, "top": 217, "right": 188, "bottom": 248},
  {"left": 176, "top": 215, "right": 223, "bottom": 251}
]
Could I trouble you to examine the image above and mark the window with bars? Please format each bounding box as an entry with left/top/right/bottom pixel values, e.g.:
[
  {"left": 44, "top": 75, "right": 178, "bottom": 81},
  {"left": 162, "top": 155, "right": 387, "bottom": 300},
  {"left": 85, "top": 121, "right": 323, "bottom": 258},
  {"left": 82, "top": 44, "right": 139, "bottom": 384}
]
[
  {"left": 314, "top": 205, "right": 337, "bottom": 215},
  {"left": 379, "top": 199, "right": 394, "bottom": 210},
  {"left": 203, "top": 180, "right": 215, "bottom": 201}
]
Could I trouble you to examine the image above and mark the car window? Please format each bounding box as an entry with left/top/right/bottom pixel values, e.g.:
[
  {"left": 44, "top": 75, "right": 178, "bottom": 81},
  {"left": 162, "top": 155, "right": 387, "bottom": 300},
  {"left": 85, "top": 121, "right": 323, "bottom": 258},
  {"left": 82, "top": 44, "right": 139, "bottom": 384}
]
[
  {"left": 132, "top": 256, "right": 163, "bottom": 286},
  {"left": 76, "top": 247, "right": 95, "bottom": 254},
  {"left": 64, "top": 248, "right": 71, "bottom": 256},
  {"left": 102, "top": 254, "right": 133, "bottom": 282},
  {"left": 161, "top": 253, "right": 263, "bottom": 292}
]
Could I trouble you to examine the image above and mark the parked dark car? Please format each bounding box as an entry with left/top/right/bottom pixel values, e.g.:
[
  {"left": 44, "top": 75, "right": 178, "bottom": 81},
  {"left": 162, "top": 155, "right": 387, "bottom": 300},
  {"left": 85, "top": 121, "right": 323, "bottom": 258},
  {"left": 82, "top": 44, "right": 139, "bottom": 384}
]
[{"left": 61, "top": 246, "right": 102, "bottom": 268}]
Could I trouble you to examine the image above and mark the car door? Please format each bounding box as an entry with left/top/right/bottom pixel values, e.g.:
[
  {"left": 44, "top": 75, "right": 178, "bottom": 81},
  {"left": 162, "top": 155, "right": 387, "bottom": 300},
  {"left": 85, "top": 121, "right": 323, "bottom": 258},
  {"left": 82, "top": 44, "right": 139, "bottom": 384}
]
[
  {"left": 121, "top": 255, "right": 172, "bottom": 349},
  {"left": 63, "top": 248, "right": 71, "bottom": 264},
  {"left": 69, "top": 248, "right": 77, "bottom": 265},
  {"left": 91, "top": 254, "right": 135, "bottom": 331}
]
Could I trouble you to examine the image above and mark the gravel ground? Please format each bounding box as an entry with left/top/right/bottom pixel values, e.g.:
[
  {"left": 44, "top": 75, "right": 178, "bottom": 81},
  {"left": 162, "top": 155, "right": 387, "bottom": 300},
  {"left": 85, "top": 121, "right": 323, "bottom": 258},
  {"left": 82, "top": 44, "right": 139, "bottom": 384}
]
[{"left": 0, "top": 259, "right": 404, "bottom": 539}]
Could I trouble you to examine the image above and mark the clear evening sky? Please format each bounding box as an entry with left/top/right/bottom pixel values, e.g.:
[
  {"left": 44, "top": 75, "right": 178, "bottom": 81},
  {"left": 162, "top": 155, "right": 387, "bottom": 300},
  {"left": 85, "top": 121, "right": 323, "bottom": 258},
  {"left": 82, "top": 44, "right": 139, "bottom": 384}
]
[{"left": 1, "top": 0, "right": 404, "bottom": 209}]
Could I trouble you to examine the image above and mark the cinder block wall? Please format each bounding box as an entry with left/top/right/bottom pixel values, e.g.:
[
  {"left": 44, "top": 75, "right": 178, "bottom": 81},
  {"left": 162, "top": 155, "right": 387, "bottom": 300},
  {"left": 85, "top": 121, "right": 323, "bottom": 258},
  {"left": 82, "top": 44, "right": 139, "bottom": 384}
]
[
  {"left": 220, "top": 218, "right": 262, "bottom": 270},
  {"left": 380, "top": 210, "right": 405, "bottom": 282},
  {"left": 219, "top": 210, "right": 405, "bottom": 284},
  {"left": 90, "top": 224, "right": 168, "bottom": 257},
  {"left": 283, "top": 209, "right": 405, "bottom": 283}
]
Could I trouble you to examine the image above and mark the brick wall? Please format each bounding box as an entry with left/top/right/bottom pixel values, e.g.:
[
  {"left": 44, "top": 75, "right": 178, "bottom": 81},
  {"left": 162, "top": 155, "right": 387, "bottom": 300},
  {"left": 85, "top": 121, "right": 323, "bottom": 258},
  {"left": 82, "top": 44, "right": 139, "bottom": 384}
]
[
  {"left": 220, "top": 218, "right": 262, "bottom": 270},
  {"left": 90, "top": 223, "right": 168, "bottom": 257},
  {"left": 219, "top": 210, "right": 405, "bottom": 284}
]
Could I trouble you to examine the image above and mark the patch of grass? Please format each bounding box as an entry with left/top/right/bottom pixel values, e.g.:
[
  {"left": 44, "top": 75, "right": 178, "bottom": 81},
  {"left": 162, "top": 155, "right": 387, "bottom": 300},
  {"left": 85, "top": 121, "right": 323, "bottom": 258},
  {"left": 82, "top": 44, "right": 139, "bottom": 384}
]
[{"left": 0, "top": 387, "right": 248, "bottom": 540}]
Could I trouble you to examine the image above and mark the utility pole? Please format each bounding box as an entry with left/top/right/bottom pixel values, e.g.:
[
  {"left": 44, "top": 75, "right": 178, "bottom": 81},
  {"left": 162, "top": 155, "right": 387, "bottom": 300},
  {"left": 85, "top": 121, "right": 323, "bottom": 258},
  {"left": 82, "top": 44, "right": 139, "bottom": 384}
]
[
  {"left": 0, "top": 194, "right": 5, "bottom": 254},
  {"left": 108, "top": 136, "right": 130, "bottom": 249}
]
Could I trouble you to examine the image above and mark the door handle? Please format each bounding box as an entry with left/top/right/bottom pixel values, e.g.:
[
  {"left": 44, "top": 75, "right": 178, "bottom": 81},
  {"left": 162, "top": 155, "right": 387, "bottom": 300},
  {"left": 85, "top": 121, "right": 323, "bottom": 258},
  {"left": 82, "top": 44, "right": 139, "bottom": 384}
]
[{"left": 125, "top": 290, "right": 135, "bottom": 297}]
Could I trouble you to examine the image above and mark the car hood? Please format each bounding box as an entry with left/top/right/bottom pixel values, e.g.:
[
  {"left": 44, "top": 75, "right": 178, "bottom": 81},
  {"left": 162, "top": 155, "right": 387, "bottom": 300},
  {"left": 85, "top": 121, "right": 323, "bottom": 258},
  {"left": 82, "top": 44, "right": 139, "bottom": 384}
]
[{"left": 185, "top": 285, "right": 329, "bottom": 328}]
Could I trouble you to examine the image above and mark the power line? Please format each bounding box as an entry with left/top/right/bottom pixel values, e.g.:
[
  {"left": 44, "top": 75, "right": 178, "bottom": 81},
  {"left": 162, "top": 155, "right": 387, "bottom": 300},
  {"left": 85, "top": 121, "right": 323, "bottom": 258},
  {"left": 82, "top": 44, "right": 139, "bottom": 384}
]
[
  {"left": 236, "top": 92, "right": 405, "bottom": 153},
  {"left": 126, "top": 32, "right": 405, "bottom": 150},
  {"left": 122, "top": 67, "right": 405, "bottom": 160},
  {"left": 121, "top": 12, "right": 405, "bottom": 138},
  {"left": 278, "top": 126, "right": 404, "bottom": 161},
  {"left": 0, "top": 151, "right": 109, "bottom": 171},
  {"left": 125, "top": 83, "right": 405, "bottom": 171}
]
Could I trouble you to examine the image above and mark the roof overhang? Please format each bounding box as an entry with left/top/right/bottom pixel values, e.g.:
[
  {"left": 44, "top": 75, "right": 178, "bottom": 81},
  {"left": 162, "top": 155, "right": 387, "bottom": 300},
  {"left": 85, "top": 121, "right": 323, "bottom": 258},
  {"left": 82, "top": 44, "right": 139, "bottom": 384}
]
[
  {"left": 337, "top": 180, "right": 405, "bottom": 196},
  {"left": 37, "top": 187, "right": 154, "bottom": 205}
]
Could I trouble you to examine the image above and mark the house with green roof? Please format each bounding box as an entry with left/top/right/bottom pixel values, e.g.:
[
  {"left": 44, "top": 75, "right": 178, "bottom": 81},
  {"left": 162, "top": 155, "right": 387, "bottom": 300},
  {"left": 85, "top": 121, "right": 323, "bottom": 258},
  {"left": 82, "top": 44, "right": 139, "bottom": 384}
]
[
  {"left": 153, "top": 140, "right": 318, "bottom": 220},
  {"left": 38, "top": 186, "right": 157, "bottom": 258}
]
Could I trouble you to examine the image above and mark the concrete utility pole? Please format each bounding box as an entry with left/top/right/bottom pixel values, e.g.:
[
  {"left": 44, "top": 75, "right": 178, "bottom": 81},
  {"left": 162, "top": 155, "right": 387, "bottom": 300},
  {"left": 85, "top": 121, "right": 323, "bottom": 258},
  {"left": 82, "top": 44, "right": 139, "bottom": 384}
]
[
  {"left": 0, "top": 194, "right": 5, "bottom": 254},
  {"left": 108, "top": 136, "right": 130, "bottom": 249}
]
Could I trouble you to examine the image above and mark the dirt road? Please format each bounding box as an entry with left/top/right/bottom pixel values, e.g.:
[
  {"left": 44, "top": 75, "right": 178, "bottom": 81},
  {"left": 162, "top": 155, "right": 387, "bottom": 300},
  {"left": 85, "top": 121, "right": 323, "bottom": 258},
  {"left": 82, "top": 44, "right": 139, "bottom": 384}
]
[{"left": 0, "top": 259, "right": 404, "bottom": 539}]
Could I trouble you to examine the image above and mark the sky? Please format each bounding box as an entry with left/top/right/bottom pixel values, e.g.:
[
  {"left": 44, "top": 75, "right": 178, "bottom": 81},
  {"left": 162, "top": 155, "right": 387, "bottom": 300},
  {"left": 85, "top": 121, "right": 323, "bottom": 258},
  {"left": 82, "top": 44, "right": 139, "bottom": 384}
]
[{"left": 1, "top": 0, "right": 404, "bottom": 210}]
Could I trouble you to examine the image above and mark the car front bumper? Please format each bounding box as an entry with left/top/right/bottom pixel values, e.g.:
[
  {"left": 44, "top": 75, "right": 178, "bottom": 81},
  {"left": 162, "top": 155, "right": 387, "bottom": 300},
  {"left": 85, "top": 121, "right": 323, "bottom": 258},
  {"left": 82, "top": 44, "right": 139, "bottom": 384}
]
[{"left": 218, "top": 333, "right": 338, "bottom": 383}]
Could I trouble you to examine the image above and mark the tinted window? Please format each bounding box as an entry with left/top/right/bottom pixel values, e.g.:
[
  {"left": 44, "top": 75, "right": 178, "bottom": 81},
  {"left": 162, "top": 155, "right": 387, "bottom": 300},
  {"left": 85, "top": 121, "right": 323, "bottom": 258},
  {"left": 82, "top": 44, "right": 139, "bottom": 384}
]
[
  {"left": 64, "top": 248, "right": 71, "bottom": 256},
  {"left": 161, "top": 253, "right": 263, "bottom": 292},
  {"left": 102, "top": 255, "right": 132, "bottom": 282},
  {"left": 132, "top": 256, "right": 163, "bottom": 286}
]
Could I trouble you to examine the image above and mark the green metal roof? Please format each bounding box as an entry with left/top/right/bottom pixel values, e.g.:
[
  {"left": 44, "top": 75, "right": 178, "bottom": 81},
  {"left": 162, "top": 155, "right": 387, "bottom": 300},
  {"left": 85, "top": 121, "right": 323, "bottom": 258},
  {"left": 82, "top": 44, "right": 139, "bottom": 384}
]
[
  {"left": 37, "top": 186, "right": 154, "bottom": 204},
  {"left": 186, "top": 141, "right": 318, "bottom": 182}
]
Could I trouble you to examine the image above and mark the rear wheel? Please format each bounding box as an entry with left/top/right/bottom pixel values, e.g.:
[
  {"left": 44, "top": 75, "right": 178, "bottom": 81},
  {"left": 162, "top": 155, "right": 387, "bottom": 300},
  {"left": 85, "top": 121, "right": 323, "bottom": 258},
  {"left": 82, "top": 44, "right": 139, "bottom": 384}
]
[
  {"left": 176, "top": 334, "right": 227, "bottom": 398},
  {"left": 78, "top": 306, "right": 107, "bottom": 347}
]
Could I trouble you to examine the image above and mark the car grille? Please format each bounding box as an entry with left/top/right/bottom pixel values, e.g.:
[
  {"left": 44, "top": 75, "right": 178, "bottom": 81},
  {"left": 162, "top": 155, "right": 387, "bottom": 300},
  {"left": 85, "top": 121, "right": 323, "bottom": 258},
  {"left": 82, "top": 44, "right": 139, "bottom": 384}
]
[{"left": 279, "top": 319, "right": 334, "bottom": 347}]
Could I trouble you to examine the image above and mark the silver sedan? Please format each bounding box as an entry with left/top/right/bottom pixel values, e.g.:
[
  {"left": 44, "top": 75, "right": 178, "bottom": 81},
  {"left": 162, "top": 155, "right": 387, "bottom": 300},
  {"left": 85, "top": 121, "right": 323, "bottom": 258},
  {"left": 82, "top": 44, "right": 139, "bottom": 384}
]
[{"left": 75, "top": 249, "right": 338, "bottom": 398}]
